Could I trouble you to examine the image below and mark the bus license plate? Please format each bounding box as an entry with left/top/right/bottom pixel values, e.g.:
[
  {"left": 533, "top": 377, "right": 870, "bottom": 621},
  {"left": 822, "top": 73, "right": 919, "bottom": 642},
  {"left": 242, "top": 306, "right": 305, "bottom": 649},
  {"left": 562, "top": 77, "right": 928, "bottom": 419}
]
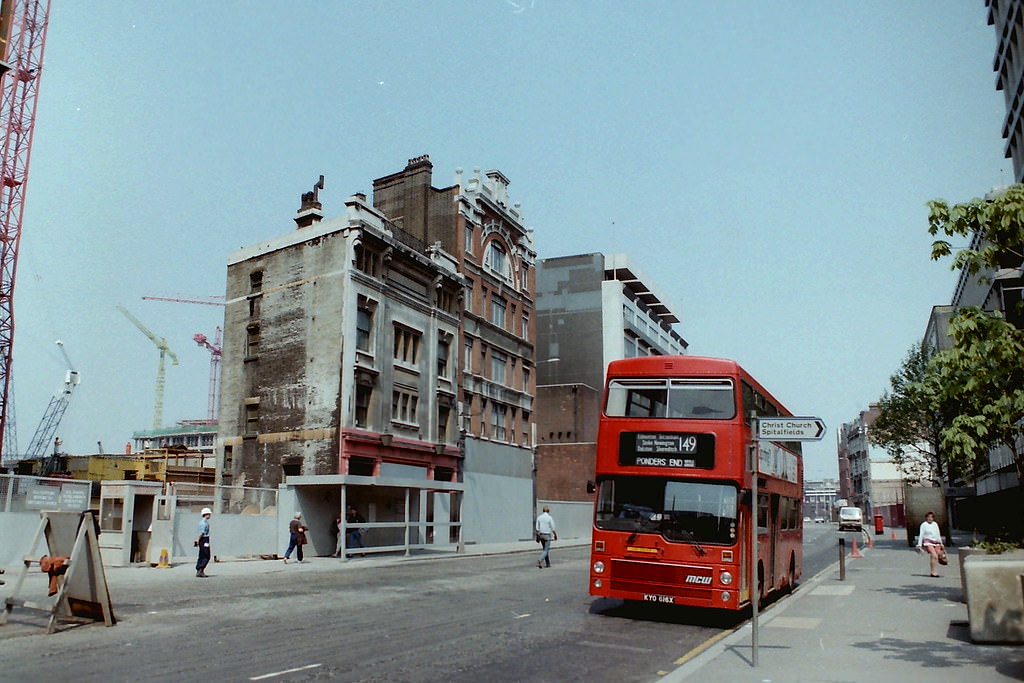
[{"left": 643, "top": 594, "right": 675, "bottom": 604}]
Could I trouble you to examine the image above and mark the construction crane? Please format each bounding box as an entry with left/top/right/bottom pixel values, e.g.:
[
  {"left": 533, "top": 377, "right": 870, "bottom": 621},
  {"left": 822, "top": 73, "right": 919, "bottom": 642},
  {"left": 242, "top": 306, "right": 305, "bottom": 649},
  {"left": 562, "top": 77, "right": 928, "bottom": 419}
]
[
  {"left": 25, "top": 340, "right": 78, "bottom": 469},
  {"left": 117, "top": 305, "right": 179, "bottom": 431},
  {"left": 142, "top": 296, "right": 226, "bottom": 424},
  {"left": 142, "top": 295, "right": 224, "bottom": 306},
  {"left": 193, "top": 327, "right": 222, "bottom": 421},
  {"left": 0, "top": 0, "right": 53, "bottom": 460}
]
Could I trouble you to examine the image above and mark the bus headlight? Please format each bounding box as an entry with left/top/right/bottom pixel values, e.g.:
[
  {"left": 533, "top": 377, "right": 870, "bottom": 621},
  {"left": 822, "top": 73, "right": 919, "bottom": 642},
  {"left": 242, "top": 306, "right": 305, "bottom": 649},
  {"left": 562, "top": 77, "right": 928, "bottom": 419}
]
[
  {"left": 721, "top": 591, "right": 731, "bottom": 602},
  {"left": 593, "top": 561, "right": 606, "bottom": 574},
  {"left": 720, "top": 571, "right": 733, "bottom": 586},
  {"left": 594, "top": 579, "right": 603, "bottom": 589}
]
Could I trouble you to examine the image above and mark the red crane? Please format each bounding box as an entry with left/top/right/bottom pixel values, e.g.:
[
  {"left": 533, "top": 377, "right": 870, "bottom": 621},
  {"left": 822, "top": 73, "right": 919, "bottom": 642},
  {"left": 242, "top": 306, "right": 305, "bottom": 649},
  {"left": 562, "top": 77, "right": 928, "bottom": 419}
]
[
  {"left": 0, "top": 0, "right": 52, "bottom": 459},
  {"left": 193, "top": 327, "right": 222, "bottom": 422}
]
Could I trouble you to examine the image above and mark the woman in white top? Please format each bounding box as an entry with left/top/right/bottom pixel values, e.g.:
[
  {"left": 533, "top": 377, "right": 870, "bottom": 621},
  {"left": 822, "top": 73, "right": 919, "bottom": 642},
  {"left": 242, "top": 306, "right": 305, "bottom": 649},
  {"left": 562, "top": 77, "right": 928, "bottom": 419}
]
[{"left": 916, "top": 511, "right": 944, "bottom": 577}]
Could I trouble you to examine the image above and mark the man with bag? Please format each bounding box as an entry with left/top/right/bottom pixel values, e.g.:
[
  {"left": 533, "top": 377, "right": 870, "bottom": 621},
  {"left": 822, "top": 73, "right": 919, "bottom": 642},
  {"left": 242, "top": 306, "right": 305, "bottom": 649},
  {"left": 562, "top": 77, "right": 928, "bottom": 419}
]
[
  {"left": 535, "top": 505, "right": 557, "bottom": 569},
  {"left": 195, "top": 507, "right": 212, "bottom": 578}
]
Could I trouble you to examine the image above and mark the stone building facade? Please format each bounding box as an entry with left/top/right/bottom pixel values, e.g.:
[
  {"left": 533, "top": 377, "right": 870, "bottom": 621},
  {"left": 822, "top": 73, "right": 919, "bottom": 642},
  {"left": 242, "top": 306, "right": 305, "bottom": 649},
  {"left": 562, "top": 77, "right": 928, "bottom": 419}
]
[{"left": 218, "top": 156, "right": 537, "bottom": 544}]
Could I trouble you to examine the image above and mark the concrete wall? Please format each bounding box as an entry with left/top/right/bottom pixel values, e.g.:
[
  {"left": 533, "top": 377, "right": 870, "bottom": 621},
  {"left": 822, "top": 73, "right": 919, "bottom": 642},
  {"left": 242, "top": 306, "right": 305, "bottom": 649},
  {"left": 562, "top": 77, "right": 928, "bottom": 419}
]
[
  {"left": 461, "top": 438, "right": 533, "bottom": 544},
  {"left": 539, "top": 500, "right": 593, "bottom": 541}
]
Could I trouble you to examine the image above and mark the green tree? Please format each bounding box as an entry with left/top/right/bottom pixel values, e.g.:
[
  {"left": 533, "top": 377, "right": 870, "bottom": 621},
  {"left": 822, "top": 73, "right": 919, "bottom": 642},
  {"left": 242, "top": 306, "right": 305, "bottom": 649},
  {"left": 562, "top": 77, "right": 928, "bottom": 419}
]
[
  {"left": 926, "top": 185, "right": 1024, "bottom": 486},
  {"left": 869, "top": 341, "right": 949, "bottom": 485},
  {"left": 927, "top": 308, "right": 1024, "bottom": 484},
  {"left": 928, "top": 184, "right": 1024, "bottom": 279}
]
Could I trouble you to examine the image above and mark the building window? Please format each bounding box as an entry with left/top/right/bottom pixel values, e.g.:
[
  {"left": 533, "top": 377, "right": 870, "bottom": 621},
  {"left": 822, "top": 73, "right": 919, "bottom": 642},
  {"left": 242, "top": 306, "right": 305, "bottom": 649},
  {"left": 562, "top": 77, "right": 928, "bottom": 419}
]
[
  {"left": 248, "top": 296, "right": 261, "bottom": 320},
  {"left": 437, "top": 338, "right": 450, "bottom": 378},
  {"left": 521, "top": 313, "right": 529, "bottom": 338},
  {"left": 246, "top": 324, "right": 260, "bottom": 357},
  {"left": 464, "top": 278, "right": 475, "bottom": 314},
  {"left": 392, "top": 388, "right": 419, "bottom": 425},
  {"left": 464, "top": 339, "right": 474, "bottom": 373},
  {"left": 437, "top": 288, "right": 457, "bottom": 315},
  {"left": 491, "top": 403, "right": 507, "bottom": 441},
  {"left": 522, "top": 366, "right": 530, "bottom": 392},
  {"left": 357, "top": 307, "right": 373, "bottom": 352},
  {"left": 355, "top": 244, "right": 380, "bottom": 277},
  {"left": 438, "top": 404, "right": 450, "bottom": 442},
  {"left": 491, "top": 350, "right": 507, "bottom": 385},
  {"left": 393, "top": 326, "right": 421, "bottom": 365},
  {"left": 245, "top": 404, "right": 259, "bottom": 435},
  {"left": 490, "top": 295, "right": 506, "bottom": 328},
  {"left": 486, "top": 241, "right": 511, "bottom": 281},
  {"left": 465, "top": 226, "right": 474, "bottom": 255},
  {"left": 355, "top": 384, "right": 372, "bottom": 428},
  {"left": 250, "top": 270, "right": 263, "bottom": 293}
]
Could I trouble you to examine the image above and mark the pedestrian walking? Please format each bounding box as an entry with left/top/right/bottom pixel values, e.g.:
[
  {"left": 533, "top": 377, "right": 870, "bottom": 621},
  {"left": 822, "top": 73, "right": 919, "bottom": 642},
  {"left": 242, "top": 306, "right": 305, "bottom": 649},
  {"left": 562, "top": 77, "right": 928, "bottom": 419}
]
[
  {"left": 916, "top": 510, "right": 945, "bottom": 577},
  {"left": 283, "top": 512, "right": 307, "bottom": 564},
  {"left": 195, "top": 507, "right": 212, "bottom": 578},
  {"left": 346, "top": 505, "right": 367, "bottom": 557},
  {"left": 535, "top": 505, "right": 557, "bottom": 569}
]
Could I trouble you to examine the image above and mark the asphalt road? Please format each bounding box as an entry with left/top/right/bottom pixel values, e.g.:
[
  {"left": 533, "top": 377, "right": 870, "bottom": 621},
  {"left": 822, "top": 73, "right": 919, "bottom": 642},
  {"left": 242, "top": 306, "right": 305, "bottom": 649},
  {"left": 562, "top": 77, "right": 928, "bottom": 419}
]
[{"left": 0, "top": 527, "right": 842, "bottom": 682}]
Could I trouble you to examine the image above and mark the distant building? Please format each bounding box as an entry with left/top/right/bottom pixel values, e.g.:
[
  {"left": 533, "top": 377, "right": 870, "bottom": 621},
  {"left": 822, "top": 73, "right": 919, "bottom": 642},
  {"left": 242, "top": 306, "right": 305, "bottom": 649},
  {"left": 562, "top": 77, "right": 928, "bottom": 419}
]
[
  {"left": 535, "top": 253, "right": 688, "bottom": 391},
  {"left": 803, "top": 478, "right": 839, "bottom": 521},
  {"left": 533, "top": 253, "right": 687, "bottom": 535},
  {"left": 132, "top": 422, "right": 217, "bottom": 457}
]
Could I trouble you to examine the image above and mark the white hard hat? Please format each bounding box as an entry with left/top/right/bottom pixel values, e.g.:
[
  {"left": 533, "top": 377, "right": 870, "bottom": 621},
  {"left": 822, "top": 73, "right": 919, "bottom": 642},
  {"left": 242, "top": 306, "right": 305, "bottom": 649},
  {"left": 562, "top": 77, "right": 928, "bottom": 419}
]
[
  {"left": 201, "top": 507, "right": 212, "bottom": 516},
  {"left": 294, "top": 512, "right": 302, "bottom": 518}
]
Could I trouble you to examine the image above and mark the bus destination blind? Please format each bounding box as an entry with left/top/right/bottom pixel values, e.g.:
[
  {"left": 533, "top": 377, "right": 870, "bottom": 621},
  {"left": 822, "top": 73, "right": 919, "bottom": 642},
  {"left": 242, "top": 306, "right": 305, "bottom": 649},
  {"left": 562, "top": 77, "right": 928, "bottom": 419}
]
[{"left": 618, "top": 432, "right": 715, "bottom": 469}]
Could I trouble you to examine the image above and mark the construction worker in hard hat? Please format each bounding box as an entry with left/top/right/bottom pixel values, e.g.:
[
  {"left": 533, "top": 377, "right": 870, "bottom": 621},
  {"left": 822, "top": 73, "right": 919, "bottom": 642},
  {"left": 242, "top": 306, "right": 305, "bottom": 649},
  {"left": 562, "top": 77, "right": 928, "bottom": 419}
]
[{"left": 195, "top": 507, "right": 212, "bottom": 578}]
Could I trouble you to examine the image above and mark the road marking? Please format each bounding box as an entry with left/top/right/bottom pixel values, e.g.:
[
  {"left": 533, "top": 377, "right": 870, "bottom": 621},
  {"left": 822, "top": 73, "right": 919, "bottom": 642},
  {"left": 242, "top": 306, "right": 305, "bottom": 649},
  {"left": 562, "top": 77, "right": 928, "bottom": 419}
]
[
  {"left": 577, "top": 640, "right": 653, "bottom": 653},
  {"left": 513, "top": 613, "right": 531, "bottom": 619},
  {"left": 671, "top": 627, "right": 733, "bottom": 665},
  {"left": 249, "top": 663, "right": 322, "bottom": 680}
]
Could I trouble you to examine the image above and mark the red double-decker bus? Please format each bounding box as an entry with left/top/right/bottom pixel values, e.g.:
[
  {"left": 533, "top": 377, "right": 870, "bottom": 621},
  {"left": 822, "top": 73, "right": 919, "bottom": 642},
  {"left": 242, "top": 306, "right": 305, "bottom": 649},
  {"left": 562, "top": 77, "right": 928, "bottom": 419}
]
[{"left": 589, "top": 355, "right": 803, "bottom": 610}]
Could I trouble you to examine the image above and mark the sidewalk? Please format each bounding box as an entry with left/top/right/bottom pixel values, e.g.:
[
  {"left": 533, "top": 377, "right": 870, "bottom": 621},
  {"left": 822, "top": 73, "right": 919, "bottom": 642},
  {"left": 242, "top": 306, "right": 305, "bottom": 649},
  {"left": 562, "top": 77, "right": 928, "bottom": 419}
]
[{"left": 665, "top": 532, "right": 1024, "bottom": 682}]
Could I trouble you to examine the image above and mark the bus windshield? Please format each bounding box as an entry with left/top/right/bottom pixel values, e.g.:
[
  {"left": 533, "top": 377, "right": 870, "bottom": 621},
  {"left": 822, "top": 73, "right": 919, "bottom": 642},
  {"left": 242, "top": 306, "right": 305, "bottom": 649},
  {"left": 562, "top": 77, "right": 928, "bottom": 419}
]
[
  {"left": 595, "top": 476, "right": 738, "bottom": 545},
  {"left": 605, "top": 379, "right": 736, "bottom": 419}
]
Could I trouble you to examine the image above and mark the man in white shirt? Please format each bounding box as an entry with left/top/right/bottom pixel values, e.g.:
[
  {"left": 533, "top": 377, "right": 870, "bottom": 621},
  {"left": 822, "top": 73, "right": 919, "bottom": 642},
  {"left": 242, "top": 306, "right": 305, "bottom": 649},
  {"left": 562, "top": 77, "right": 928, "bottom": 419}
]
[{"left": 535, "top": 505, "right": 557, "bottom": 569}]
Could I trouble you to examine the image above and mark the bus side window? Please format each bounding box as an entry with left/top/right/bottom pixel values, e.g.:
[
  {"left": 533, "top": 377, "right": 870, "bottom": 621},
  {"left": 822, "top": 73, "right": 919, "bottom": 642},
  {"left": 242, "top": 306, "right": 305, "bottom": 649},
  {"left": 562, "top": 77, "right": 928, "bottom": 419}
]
[{"left": 757, "top": 493, "right": 769, "bottom": 534}]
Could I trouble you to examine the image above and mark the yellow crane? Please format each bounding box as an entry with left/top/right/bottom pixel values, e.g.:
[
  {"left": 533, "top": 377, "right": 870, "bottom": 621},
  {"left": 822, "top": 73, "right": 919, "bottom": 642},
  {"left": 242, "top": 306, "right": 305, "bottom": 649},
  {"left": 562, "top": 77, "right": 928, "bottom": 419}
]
[{"left": 117, "top": 305, "right": 179, "bottom": 430}]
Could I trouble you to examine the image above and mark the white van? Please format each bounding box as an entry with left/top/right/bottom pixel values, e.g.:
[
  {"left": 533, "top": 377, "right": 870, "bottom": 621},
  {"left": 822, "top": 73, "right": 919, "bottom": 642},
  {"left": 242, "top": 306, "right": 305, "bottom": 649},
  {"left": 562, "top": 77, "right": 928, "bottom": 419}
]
[{"left": 838, "top": 506, "right": 863, "bottom": 531}]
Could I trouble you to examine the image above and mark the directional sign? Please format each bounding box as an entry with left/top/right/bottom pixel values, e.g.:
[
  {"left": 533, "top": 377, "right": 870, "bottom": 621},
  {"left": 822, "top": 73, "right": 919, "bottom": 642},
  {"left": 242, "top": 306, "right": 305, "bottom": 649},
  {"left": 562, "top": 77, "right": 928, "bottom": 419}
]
[{"left": 757, "top": 416, "right": 826, "bottom": 441}]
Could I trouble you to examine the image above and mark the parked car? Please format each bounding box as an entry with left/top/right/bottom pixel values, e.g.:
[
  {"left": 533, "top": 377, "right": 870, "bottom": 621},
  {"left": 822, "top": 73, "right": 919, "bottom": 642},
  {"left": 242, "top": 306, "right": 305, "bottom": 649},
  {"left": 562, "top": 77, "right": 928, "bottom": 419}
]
[
  {"left": 814, "top": 516, "right": 826, "bottom": 523},
  {"left": 838, "top": 506, "right": 863, "bottom": 531}
]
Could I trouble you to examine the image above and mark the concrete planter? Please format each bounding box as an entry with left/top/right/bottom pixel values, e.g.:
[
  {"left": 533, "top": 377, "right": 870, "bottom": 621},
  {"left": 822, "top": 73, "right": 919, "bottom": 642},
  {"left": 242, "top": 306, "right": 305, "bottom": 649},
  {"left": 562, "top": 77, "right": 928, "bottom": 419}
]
[
  {"left": 963, "top": 553, "right": 1024, "bottom": 643},
  {"left": 958, "top": 547, "right": 987, "bottom": 603}
]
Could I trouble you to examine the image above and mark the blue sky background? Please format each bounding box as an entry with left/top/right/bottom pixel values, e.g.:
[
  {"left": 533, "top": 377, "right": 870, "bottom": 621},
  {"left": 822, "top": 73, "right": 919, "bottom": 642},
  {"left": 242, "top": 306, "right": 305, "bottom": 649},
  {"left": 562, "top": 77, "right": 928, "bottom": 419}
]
[{"left": 6, "top": 1, "right": 1011, "bottom": 479}]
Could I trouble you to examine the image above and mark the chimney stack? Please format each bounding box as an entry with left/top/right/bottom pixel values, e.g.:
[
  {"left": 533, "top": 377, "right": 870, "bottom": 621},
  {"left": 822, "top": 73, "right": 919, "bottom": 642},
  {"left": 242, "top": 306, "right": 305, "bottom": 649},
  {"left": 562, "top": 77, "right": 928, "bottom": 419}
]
[{"left": 295, "top": 174, "right": 325, "bottom": 228}]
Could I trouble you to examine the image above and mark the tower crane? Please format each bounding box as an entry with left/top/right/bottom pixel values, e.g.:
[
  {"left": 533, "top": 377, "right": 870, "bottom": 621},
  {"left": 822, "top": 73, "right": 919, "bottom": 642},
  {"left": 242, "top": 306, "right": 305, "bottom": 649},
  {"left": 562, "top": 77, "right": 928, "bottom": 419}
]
[
  {"left": 142, "top": 295, "right": 226, "bottom": 424},
  {"left": 0, "top": 0, "right": 54, "bottom": 460},
  {"left": 117, "top": 305, "right": 179, "bottom": 430},
  {"left": 25, "top": 340, "right": 79, "bottom": 465},
  {"left": 193, "top": 327, "right": 222, "bottom": 422}
]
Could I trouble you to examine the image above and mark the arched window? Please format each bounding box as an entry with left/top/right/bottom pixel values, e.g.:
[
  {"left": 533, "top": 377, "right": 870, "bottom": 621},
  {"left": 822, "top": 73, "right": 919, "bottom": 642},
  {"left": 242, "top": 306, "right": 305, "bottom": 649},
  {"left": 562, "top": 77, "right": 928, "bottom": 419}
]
[{"left": 485, "top": 241, "right": 512, "bottom": 282}]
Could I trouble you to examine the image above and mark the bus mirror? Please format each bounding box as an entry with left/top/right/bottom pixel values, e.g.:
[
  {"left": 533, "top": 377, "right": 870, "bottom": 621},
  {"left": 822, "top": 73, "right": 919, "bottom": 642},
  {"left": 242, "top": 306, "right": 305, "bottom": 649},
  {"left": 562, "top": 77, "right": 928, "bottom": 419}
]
[
  {"left": 586, "top": 480, "right": 596, "bottom": 494},
  {"left": 740, "top": 489, "right": 752, "bottom": 506}
]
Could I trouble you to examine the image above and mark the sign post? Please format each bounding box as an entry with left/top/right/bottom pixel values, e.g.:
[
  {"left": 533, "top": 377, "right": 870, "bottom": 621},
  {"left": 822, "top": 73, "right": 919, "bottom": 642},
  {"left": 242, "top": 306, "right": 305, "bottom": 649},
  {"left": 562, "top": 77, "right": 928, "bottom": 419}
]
[{"left": 749, "top": 415, "right": 826, "bottom": 667}]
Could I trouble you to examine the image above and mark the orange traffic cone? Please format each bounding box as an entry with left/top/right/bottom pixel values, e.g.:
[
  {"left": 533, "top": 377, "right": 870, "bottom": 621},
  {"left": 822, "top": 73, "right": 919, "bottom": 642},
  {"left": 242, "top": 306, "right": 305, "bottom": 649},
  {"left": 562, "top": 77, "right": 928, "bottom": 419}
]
[
  {"left": 866, "top": 533, "right": 874, "bottom": 548},
  {"left": 850, "top": 537, "right": 863, "bottom": 558},
  {"left": 156, "top": 548, "right": 171, "bottom": 568},
  {"left": 891, "top": 529, "right": 897, "bottom": 540}
]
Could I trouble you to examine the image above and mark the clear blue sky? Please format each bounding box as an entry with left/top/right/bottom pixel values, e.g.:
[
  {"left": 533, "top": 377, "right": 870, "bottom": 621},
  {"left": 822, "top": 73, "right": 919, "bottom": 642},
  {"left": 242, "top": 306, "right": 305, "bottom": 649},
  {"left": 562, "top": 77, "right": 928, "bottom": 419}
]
[{"left": 7, "top": 2, "right": 1010, "bottom": 480}]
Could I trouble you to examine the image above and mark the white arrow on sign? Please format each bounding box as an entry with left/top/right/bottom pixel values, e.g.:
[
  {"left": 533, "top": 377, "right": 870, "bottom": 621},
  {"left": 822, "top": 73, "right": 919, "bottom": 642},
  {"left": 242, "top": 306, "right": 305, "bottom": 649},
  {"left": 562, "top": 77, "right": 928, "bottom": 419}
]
[{"left": 757, "top": 417, "right": 826, "bottom": 441}]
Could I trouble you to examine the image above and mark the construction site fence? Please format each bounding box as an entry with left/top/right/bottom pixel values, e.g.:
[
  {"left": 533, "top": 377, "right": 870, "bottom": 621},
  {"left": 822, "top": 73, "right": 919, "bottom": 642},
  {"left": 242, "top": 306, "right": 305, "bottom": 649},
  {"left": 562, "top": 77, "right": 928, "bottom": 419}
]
[{"left": 0, "top": 472, "right": 278, "bottom": 517}]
